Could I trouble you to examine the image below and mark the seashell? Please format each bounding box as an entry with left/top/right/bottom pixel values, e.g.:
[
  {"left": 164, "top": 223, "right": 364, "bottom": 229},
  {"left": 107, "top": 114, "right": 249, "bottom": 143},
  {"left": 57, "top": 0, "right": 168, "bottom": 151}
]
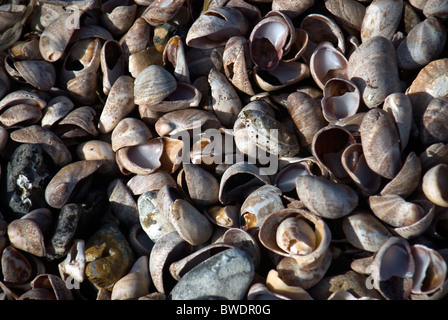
[
  {"left": 419, "top": 143, "right": 448, "bottom": 173},
  {"left": 6, "top": 59, "right": 56, "bottom": 91},
  {"left": 360, "top": 108, "right": 402, "bottom": 179},
  {"left": 58, "top": 239, "right": 86, "bottom": 284},
  {"left": 163, "top": 35, "right": 190, "bottom": 84},
  {"left": 249, "top": 11, "right": 295, "bottom": 71},
  {"left": 420, "top": 98, "right": 448, "bottom": 146},
  {"left": 406, "top": 58, "right": 448, "bottom": 120},
  {"left": 286, "top": 92, "right": 325, "bottom": 148},
  {"left": 361, "top": 0, "right": 403, "bottom": 42},
  {"left": 10, "top": 125, "right": 72, "bottom": 167},
  {"left": 275, "top": 156, "right": 327, "bottom": 193},
  {"left": 76, "top": 140, "right": 116, "bottom": 173},
  {"left": 128, "top": 224, "right": 154, "bottom": 256},
  {"left": 98, "top": 75, "right": 135, "bottom": 134},
  {"left": 155, "top": 108, "right": 221, "bottom": 137},
  {"left": 41, "top": 96, "right": 74, "bottom": 129},
  {"left": 142, "top": 0, "right": 185, "bottom": 27},
  {"left": 299, "top": 13, "right": 345, "bottom": 63},
  {"left": 311, "top": 125, "right": 356, "bottom": 182},
  {"left": 310, "top": 42, "right": 348, "bottom": 90},
  {"left": 38, "top": 10, "right": 78, "bottom": 62},
  {"left": 186, "top": 7, "right": 248, "bottom": 49},
  {"left": 348, "top": 36, "right": 402, "bottom": 109},
  {"left": 271, "top": 0, "right": 313, "bottom": 18},
  {"left": 213, "top": 227, "right": 260, "bottom": 268},
  {"left": 341, "top": 143, "right": 382, "bottom": 196},
  {"left": 101, "top": 0, "right": 137, "bottom": 37},
  {"left": 111, "top": 117, "right": 152, "bottom": 153},
  {"left": 17, "top": 288, "right": 55, "bottom": 300},
  {"left": 169, "top": 242, "right": 235, "bottom": 281},
  {"left": 177, "top": 163, "right": 220, "bottom": 207},
  {"left": 219, "top": 162, "right": 271, "bottom": 205},
  {"left": 44, "top": 160, "right": 103, "bottom": 209},
  {"left": 128, "top": 172, "right": 177, "bottom": 196},
  {"left": 134, "top": 65, "right": 177, "bottom": 106},
  {"left": 382, "top": 93, "right": 413, "bottom": 152},
  {"left": 149, "top": 231, "right": 192, "bottom": 293},
  {"left": 65, "top": 71, "right": 98, "bottom": 105},
  {"left": 381, "top": 151, "right": 421, "bottom": 198},
  {"left": 259, "top": 208, "right": 332, "bottom": 289},
  {"left": 0, "top": 4, "right": 26, "bottom": 32},
  {"left": 0, "top": 103, "right": 42, "bottom": 128},
  {"left": 253, "top": 60, "right": 310, "bottom": 92},
  {"left": 397, "top": 17, "right": 446, "bottom": 71},
  {"left": 427, "top": 208, "right": 448, "bottom": 240},
  {"left": 101, "top": 40, "right": 125, "bottom": 95},
  {"left": 145, "top": 82, "right": 202, "bottom": 113},
  {"left": 85, "top": 223, "right": 135, "bottom": 290},
  {"left": 369, "top": 195, "right": 435, "bottom": 238},
  {"left": 120, "top": 17, "right": 151, "bottom": 57},
  {"left": 321, "top": 78, "right": 360, "bottom": 123},
  {"left": 158, "top": 137, "right": 184, "bottom": 174},
  {"left": 222, "top": 36, "right": 255, "bottom": 95},
  {"left": 115, "top": 138, "right": 164, "bottom": 175},
  {"left": 342, "top": 210, "right": 392, "bottom": 252},
  {"left": 138, "top": 191, "right": 176, "bottom": 243},
  {"left": 60, "top": 37, "right": 101, "bottom": 82},
  {"left": 157, "top": 185, "right": 213, "bottom": 245},
  {"left": 129, "top": 47, "right": 164, "bottom": 78},
  {"left": 411, "top": 244, "right": 447, "bottom": 298},
  {"left": 265, "top": 269, "right": 313, "bottom": 300},
  {"left": 423, "top": 0, "right": 448, "bottom": 19},
  {"left": 0, "top": 89, "right": 46, "bottom": 112},
  {"left": 205, "top": 205, "right": 240, "bottom": 228},
  {"left": 10, "top": 33, "right": 43, "bottom": 60},
  {"left": 422, "top": 164, "right": 448, "bottom": 207},
  {"left": 240, "top": 185, "right": 284, "bottom": 231},
  {"left": 53, "top": 106, "right": 99, "bottom": 140},
  {"left": 369, "top": 237, "right": 414, "bottom": 300},
  {"left": 208, "top": 67, "right": 242, "bottom": 127},
  {"left": 234, "top": 106, "right": 300, "bottom": 157},
  {"left": 111, "top": 256, "right": 151, "bottom": 300},
  {"left": 324, "top": 0, "right": 366, "bottom": 34},
  {"left": 0, "top": 126, "right": 7, "bottom": 153},
  {"left": 7, "top": 218, "right": 46, "bottom": 257},
  {"left": 31, "top": 274, "right": 73, "bottom": 300},
  {"left": 1, "top": 246, "right": 33, "bottom": 284},
  {"left": 247, "top": 283, "right": 289, "bottom": 300},
  {"left": 296, "top": 175, "right": 358, "bottom": 219},
  {"left": 107, "top": 178, "right": 140, "bottom": 229}
]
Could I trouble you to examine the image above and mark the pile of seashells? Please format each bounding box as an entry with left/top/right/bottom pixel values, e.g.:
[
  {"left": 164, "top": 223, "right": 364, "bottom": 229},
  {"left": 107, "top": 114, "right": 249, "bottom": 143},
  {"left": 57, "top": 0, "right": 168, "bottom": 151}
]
[{"left": 0, "top": 0, "right": 448, "bottom": 300}]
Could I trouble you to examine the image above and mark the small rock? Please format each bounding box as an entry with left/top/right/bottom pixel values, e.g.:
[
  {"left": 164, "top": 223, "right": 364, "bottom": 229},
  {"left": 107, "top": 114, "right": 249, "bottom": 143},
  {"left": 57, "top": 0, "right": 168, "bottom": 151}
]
[
  {"left": 138, "top": 191, "right": 175, "bottom": 243},
  {"left": 169, "top": 249, "right": 254, "bottom": 300},
  {"left": 47, "top": 203, "right": 82, "bottom": 260},
  {"left": 85, "top": 223, "right": 135, "bottom": 290},
  {"left": 2, "top": 144, "right": 51, "bottom": 219}
]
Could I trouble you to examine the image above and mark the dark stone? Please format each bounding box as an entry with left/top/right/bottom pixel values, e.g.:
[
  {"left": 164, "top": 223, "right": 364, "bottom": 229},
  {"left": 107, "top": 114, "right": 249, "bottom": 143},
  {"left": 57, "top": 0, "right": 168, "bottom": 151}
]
[
  {"left": 168, "top": 249, "right": 254, "bottom": 300},
  {"left": 47, "top": 203, "right": 82, "bottom": 261},
  {"left": 2, "top": 144, "right": 51, "bottom": 220}
]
